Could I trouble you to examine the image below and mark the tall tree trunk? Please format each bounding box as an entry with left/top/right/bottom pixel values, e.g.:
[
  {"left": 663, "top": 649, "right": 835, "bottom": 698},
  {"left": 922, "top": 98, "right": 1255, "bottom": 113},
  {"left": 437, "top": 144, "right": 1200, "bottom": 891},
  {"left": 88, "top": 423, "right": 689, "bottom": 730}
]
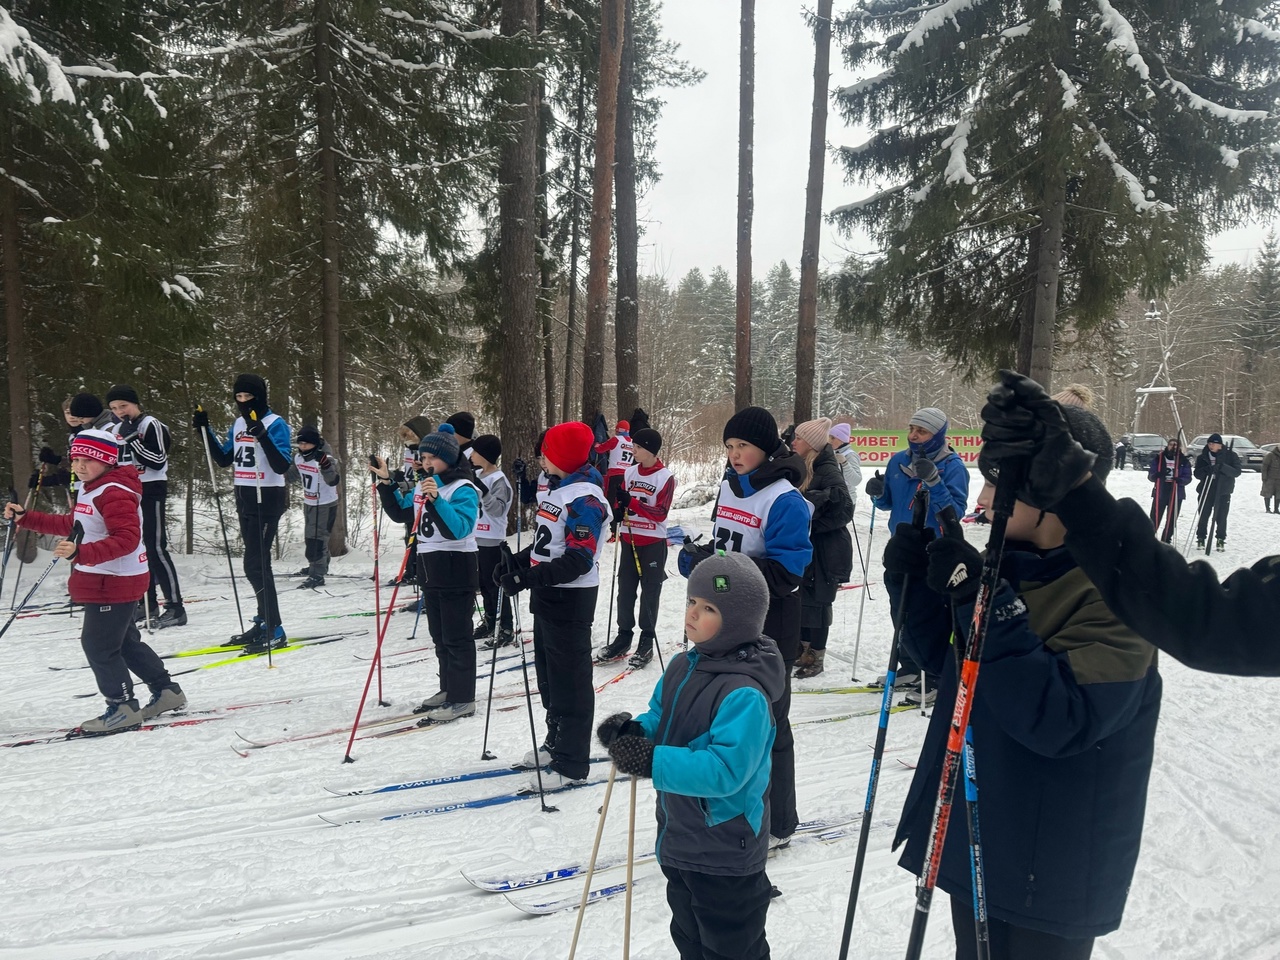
[
  {"left": 499, "top": 0, "right": 542, "bottom": 504},
  {"left": 537, "top": 0, "right": 556, "bottom": 427},
  {"left": 581, "top": 0, "right": 626, "bottom": 424},
  {"left": 0, "top": 143, "right": 32, "bottom": 492},
  {"left": 314, "top": 3, "right": 348, "bottom": 555},
  {"left": 794, "top": 0, "right": 832, "bottom": 425},
  {"left": 1015, "top": 227, "right": 1041, "bottom": 376},
  {"left": 561, "top": 68, "right": 587, "bottom": 423},
  {"left": 735, "top": 0, "right": 755, "bottom": 411},
  {"left": 613, "top": 0, "right": 640, "bottom": 420},
  {"left": 1025, "top": 170, "right": 1065, "bottom": 390}
]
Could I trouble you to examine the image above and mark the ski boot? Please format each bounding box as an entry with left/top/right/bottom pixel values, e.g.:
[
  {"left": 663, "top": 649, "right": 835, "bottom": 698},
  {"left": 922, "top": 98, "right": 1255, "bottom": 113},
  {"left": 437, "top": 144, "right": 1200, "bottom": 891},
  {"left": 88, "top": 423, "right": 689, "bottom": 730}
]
[
  {"left": 297, "top": 575, "right": 325, "bottom": 590},
  {"left": 472, "top": 617, "right": 495, "bottom": 641},
  {"left": 594, "top": 633, "right": 632, "bottom": 664},
  {"left": 141, "top": 683, "right": 187, "bottom": 720},
  {"left": 156, "top": 605, "right": 187, "bottom": 629},
  {"left": 1197, "top": 537, "right": 1206, "bottom": 548},
  {"left": 483, "top": 627, "right": 516, "bottom": 649},
  {"left": 79, "top": 698, "right": 142, "bottom": 735},
  {"left": 417, "top": 701, "right": 476, "bottom": 726},
  {"left": 413, "top": 691, "right": 449, "bottom": 714},
  {"left": 242, "top": 625, "right": 287, "bottom": 654},
  {"left": 225, "top": 616, "right": 265, "bottom": 647},
  {"left": 1216, "top": 539, "right": 1226, "bottom": 552}
]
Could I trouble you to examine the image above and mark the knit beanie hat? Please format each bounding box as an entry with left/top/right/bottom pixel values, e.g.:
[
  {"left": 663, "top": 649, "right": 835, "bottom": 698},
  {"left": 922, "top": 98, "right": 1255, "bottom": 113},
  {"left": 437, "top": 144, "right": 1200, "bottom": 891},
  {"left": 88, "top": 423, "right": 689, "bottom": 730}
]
[
  {"left": 69, "top": 393, "right": 104, "bottom": 419},
  {"left": 419, "top": 423, "right": 461, "bottom": 466},
  {"left": 829, "top": 422, "right": 852, "bottom": 445},
  {"left": 105, "top": 385, "right": 140, "bottom": 406},
  {"left": 69, "top": 428, "right": 119, "bottom": 466},
  {"left": 445, "top": 411, "right": 475, "bottom": 443},
  {"left": 794, "top": 417, "right": 833, "bottom": 452},
  {"left": 1208, "top": 433, "right": 1224, "bottom": 445},
  {"left": 909, "top": 407, "right": 948, "bottom": 436},
  {"left": 402, "top": 415, "right": 433, "bottom": 441},
  {"left": 297, "top": 425, "right": 323, "bottom": 447},
  {"left": 686, "top": 552, "right": 771, "bottom": 656},
  {"left": 979, "top": 405, "right": 1112, "bottom": 488},
  {"left": 542, "top": 421, "right": 595, "bottom": 474},
  {"left": 471, "top": 434, "right": 502, "bottom": 465},
  {"left": 723, "top": 406, "right": 780, "bottom": 455},
  {"left": 632, "top": 428, "right": 662, "bottom": 456},
  {"left": 616, "top": 420, "right": 630, "bottom": 433}
]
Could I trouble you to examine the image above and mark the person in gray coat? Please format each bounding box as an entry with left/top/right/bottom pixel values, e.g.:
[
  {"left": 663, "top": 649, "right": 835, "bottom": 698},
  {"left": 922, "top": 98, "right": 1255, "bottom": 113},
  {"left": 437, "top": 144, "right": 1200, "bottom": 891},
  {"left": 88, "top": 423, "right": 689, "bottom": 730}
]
[{"left": 288, "top": 426, "right": 341, "bottom": 589}]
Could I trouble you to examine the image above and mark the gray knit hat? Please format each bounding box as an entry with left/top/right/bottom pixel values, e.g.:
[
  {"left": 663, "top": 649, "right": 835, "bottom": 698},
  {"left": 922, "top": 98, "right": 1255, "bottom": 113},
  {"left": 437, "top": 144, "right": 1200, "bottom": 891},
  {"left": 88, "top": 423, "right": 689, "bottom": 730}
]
[
  {"left": 686, "top": 552, "right": 770, "bottom": 656},
  {"left": 909, "top": 407, "right": 948, "bottom": 436}
]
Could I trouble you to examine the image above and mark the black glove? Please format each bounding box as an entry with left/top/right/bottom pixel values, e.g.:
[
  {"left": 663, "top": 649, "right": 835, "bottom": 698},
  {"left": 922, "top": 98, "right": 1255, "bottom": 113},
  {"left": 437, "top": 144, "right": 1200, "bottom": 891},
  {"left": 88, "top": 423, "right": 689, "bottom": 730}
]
[
  {"left": 116, "top": 416, "right": 138, "bottom": 441},
  {"left": 980, "top": 370, "right": 1094, "bottom": 509},
  {"left": 318, "top": 453, "right": 332, "bottom": 469},
  {"left": 192, "top": 408, "right": 209, "bottom": 429},
  {"left": 882, "top": 522, "right": 936, "bottom": 579},
  {"left": 499, "top": 566, "right": 536, "bottom": 595},
  {"left": 512, "top": 457, "right": 527, "bottom": 477},
  {"left": 912, "top": 457, "right": 942, "bottom": 487},
  {"left": 39, "top": 446, "right": 62, "bottom": 466},
  {"left": 865, "top": 471, "right": 886, "bottom": 499},
  {"left": 597, "top": 712, "right": 645, "bottom": 748},
  {"left": 926, "top": 535, "right": 983, "bottom": 602},
  {"left": 678, "top": 538, "right": 712, "bottom": 577},
  {"left": 608, "top": 735, "right": 655, "bottom": 778},
  {"left": 27, "top": 471, "right": 40, "bottom": 489},
  {"left": 236, "top": 399, "right": 256, "bottom": 422},
  {"left": 618, "top": 491, "right": 633, "bottom": 514},
  {"left": 246, "top": 417, "right": 267, "bottom": 439}
]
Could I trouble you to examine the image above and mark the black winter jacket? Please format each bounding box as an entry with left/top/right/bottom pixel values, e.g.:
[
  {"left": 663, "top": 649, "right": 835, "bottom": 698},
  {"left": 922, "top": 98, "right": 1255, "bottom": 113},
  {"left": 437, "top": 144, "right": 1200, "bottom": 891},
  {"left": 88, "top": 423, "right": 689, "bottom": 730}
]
[
  {"left": 801, "top": 445, "right": 854, "bottom": 608},
  {"left": 1193, "top": 446, "right": 1242, "bottom": 496}
]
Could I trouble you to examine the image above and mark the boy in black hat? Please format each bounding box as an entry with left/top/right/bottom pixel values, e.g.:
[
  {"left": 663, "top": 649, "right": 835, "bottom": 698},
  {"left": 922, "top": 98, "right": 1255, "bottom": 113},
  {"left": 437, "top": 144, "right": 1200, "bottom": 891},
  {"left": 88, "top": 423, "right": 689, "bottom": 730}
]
[
  {"left": 193, "top": 374, "right": 293, "bottom": 651},
  {"left": 1193, "top": 433, "right": 1242, "bottom": 551},
  {"left": 288, "top": 425, "right": 341, "bottom": 589},
  {"left": 596, "top": 427, "right": 676, "bottom": 668},
  {"left": 469, "top": 434, "right": 514, "bottom": 646},
  {"left": 105, "top": 385, "right": 185, "bottom": 627}
]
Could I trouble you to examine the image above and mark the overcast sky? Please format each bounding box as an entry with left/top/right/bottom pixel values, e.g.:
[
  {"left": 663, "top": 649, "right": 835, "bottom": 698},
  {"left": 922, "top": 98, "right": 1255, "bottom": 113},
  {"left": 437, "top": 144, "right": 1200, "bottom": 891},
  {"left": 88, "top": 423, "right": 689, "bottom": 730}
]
[{"left": 637, "top": 1, "right": 1275, "bottom": 283}]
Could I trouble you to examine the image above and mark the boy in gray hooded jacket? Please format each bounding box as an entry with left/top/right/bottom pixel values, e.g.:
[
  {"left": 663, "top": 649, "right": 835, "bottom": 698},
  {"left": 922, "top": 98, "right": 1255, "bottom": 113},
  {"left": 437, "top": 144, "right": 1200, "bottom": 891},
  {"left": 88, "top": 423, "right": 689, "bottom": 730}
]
[{"left": 598, "top": 551, "right": 784, "bottom": 960}]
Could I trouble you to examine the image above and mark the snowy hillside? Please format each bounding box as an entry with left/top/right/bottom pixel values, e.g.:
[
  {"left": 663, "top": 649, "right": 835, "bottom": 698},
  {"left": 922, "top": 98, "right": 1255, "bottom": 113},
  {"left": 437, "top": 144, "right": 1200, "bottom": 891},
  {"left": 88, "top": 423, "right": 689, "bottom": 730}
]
[{"left": 4, "top": 468, "right": 1280, "bottom": 959}]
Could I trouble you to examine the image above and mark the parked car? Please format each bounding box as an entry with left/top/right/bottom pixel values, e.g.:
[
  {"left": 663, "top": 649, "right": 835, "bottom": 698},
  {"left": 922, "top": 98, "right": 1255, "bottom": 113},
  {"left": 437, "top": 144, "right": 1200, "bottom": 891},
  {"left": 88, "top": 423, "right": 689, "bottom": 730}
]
[
  {"left": 1123, "top": 433, "right": 1167, "bottom": 471},
  {"left": 1186, "top": 434, "right": 1266, "bottom": 472},
  {"left": 1263, "top": 443, "right": 1278, "bottom": 455}
]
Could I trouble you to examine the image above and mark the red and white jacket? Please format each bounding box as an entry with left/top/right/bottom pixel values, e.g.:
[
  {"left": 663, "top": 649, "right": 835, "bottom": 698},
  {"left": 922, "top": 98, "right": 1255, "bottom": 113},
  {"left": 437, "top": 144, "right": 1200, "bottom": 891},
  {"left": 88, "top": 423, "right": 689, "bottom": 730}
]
[
  {"left": 17, "top": 467, "right": 149, "bottom": 604},
  {"left": 620, "top": 460, "right": 676, "bottom": 546},
  {"left": 594, "top": 434, "right": 634, "bottom": 478}
]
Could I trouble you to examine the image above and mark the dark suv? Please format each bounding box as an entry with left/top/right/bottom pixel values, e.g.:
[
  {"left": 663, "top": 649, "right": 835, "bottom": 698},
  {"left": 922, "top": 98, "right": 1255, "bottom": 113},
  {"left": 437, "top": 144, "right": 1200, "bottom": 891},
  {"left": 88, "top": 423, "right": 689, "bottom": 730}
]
[{"left": 1124, "top": 434, "right": 1167, "bottom": 471}]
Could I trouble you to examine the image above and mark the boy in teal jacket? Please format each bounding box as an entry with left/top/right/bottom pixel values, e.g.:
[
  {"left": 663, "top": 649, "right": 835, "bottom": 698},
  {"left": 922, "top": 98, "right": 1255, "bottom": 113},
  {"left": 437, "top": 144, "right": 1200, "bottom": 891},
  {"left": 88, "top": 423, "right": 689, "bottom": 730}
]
[{"left": 598, "top": 551, "right": 784, "bottom": 960}]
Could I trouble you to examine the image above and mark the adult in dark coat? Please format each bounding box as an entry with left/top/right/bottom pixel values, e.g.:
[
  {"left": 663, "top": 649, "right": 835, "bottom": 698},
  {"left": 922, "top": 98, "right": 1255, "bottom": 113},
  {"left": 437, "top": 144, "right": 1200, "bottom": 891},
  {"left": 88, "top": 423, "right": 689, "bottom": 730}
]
[
  {"left": 1147, "top": 437, "right": 1191, "bottom": 543},
  {"left": 790, "top": 417, "right": 853, "bottom": 679},
  {"left": 1193, "top": 434, "right": 1242, "bottom": 548}
]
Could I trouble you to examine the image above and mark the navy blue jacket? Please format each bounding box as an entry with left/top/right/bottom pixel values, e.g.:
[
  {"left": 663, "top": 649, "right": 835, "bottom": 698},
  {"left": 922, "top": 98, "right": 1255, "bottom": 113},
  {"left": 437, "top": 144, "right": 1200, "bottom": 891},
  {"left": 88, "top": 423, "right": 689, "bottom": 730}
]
[{"left": 893, "top": 543, "right": 1161, "bottom": 939}]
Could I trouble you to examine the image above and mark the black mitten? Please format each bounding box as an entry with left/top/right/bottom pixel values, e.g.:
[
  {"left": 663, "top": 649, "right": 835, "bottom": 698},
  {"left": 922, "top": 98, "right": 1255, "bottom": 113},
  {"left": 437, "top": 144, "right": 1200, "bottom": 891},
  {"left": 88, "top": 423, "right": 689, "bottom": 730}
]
[
  {"left": 597, "top": 712, "right": 644, "bottom": 747},
  {"left": 608, "top": 735, "right": 654, "bottom": 778}
]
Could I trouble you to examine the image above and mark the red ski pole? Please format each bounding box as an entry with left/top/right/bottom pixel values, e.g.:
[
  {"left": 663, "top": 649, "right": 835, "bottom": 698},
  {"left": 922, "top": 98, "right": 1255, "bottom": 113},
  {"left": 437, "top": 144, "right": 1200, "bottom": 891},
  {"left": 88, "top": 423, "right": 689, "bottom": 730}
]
[{"left": 371, "top": 473, "right": 385, "bottom": 705}]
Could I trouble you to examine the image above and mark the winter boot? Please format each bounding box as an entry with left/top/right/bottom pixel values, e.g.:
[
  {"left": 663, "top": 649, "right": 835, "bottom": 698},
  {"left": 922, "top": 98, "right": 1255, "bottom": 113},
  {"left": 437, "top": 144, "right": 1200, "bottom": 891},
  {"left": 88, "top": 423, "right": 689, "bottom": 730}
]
[
  {"left": 225, "top": 617, "right": 264, "bottom": 647},
  {"left": 483, "top": 627, "right": 516, "bottom": 650},
  {"left": 516, "top": 745, "right": 553, "bottom": 770},
  {"left": 594, "top": 634, "right": 632, "bottom": 664},
  {"left": 418, "top": 700, "right": 476, "bottom": 725},
  {"left": 141, "top": 683, "right": 187, "bottom": 720},
  {"left": 134, "top": 603, "right": 150, "bottom": 622},
  {"left": 296, "top": 566, "right": 311, "bottom": 576},
  {"left": 903, "top": 684, "right": 937, "bottom": 707},
  {"left": 1217, "top": 539, "right": 1226, "bottom": 552},
  {"left": 156, "top": 605, "right": 187, "bottom": 629},
  {"left": 79, "top": 698, "right": 142, "bottom": 735},
  {"left": 413, "top": 691, "right": 449, "bottom": 714},
  {"left": 628, "top": 638, "right": 654, "bottom": 669},
  {"left": 527, "top": 765, "right": 589, "bottom": 792},
  {"left": 297, "top": 576, "right": 325, "bottom": 590},
  {"left": 243, "top": 625, "right": 287, "bottom": 654},
  {"left": 1197, "top": 537, "right": 1206, "bottom": 548},
  {"left": 795, "top": 648, "right": 826, "bottom": 679},
  {"left": 472, "top": 618, "right": 495, "bottom": 641},
  {"left": 793, "top": 643, "right": 815, "bottom": 675}
]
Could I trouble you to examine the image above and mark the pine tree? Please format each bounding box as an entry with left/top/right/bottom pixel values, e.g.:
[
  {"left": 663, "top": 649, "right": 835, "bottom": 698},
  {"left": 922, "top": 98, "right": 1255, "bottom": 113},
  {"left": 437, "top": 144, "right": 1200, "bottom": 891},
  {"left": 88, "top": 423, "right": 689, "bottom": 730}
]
[{"left": 831, "top": 0, "right": 1280, "bottom": 388}]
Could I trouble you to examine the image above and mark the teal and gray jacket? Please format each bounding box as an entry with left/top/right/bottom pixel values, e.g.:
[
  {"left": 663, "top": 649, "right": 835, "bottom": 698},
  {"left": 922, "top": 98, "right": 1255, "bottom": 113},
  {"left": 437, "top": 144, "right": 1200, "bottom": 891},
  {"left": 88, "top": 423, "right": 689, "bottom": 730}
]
[{"left": 633, "top": 635, "right": 786, "bottom": 876}]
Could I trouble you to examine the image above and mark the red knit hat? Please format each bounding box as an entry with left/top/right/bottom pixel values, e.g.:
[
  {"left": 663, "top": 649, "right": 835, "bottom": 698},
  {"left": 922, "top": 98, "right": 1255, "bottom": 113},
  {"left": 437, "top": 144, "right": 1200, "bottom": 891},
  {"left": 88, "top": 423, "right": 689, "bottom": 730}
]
[
  {"left": 543, "top": 421, "right": 595, "bottom": 474},
  {"left": 69, "top": 428, "right": 120, "bottom": 466},
  {"left": 616, "top": 420, "right": 630, "bottom": 432}
]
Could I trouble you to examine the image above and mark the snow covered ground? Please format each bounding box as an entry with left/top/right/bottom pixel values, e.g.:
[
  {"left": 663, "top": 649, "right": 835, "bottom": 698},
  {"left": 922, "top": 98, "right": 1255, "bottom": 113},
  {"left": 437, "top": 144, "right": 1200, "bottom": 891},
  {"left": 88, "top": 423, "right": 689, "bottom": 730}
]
[{"left": 4, "top": 467, "right": 1280, "bottom": 960}]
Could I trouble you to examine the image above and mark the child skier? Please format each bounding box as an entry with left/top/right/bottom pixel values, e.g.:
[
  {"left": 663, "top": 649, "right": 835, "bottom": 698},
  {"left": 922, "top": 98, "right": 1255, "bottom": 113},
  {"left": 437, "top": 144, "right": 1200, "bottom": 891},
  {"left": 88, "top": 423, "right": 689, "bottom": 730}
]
[
  {"left": 469, "top": 434, "right": 514, "bottom": 647},
  {"left": 496, "top": 421, "right": 607, "bottom": 788},
  {"left": 4, "top": 430, "right": 186, "bottom": 732},
  {"left": 594, "top": 419, "right": 634, "bottom": 540},
  {"left": 884, "top": 405, "right": 1161, "bottom": 960},
  {"left": 289, "top": 425, "right": 341, "bottom": 589},
  {"left": 680, "top": 406, "right": 812, "bottom": 844},
  {"left": 596, "top": 427, "right": 675, "bottom": 668},
  {"left": 1147, "top": 437, "right": 1190, "bottom": 543},
  {"left": 104, "top": 384, "right": 186, "bottom": 628},
  {"left": 598, "top": 551, "right": 784, "bottom": 960},
  {"left": 193, "top": 373, "right": 292, "bottom": 652},
  {"left": 374, "top": 424, "right": 480, "bottom": 722}
]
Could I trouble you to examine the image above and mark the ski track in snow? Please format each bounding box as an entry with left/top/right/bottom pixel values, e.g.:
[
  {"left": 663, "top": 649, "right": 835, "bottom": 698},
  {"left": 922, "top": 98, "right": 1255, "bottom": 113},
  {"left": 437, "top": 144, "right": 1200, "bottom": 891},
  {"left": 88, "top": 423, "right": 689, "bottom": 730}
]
[{"left": 4, "top": 468, "right": 1280, "bottom": 958}]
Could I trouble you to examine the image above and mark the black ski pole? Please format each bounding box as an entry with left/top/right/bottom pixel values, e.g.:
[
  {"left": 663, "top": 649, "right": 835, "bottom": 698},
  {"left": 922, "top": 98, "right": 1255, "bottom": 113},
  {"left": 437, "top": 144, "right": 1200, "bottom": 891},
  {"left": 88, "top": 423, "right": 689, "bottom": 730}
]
[
  {"left": 197, "top": 405, "right": 245, "bottom": 633},
  {"left": 0, "top": 494, "right": 16, "bottom": 599},
  {"left": 0, "top": 522, "right": 84, "bottom": 641},
  {"left": 248, "top": 411, "right": 275, "bottom": 669},
  {"left": 511, "top": 559, "right": 557, "bottom": 813},
  {"left": 902, "top": 458, "right": 1026, "bottom": 960},
  {"left": 837, "top": 486, "right": 929, "bottom": 960},
  {"left": 479, "top": 577, "right": 507, "bottom": 762}
]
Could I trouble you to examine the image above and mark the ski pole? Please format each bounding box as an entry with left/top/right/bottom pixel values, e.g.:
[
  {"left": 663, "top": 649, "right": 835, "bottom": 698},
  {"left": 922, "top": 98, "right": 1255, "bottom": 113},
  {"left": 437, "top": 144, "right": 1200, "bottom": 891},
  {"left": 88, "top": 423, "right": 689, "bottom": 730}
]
[
  {"left": 479, "top": 581, "right": 507, "bottom": 761},
  {"left": 247, "top": 412, "right": 276, "bottom": 669},
  {"left": 197, "top": 405, "right": 245, "bottom": 633},
  {"left": 505, "top": 542, "right": 557, "bottom": 813},
  {"left": 0, "top": 509, "right": 15, "bottom": 600},
  {"left": 370, "top": 469, "right": 385, "bottom": 704},
  {"left": 902, "top": 457, "right": 1026, "bottom": 960},
  {"left": 623, "top": 773, "right": 638, "bottom": 960},
  {"left": 604, "top": 530, "right": 620, "bottom": 648},
  {"left": 9, "top": 483, "right": 40, "bottom": 610},
  {"left": 849, "top": 502, "right": 877, "bottom": 681},
  {"left": 342, "top": 496, "right": 425, "bottom": 762},
  {"left": 0, "top": 522, "right": 84, "bottom": 641},
  {"left": 961, "top": 726, "right": 991, "bottom": 959},
  {"left": 624, "top": 516, "right": 664, "bottom": 672},
  {"left": 837, "top": 487, "right": 928, "bottom": 960},
  {"left": 850, "top": 503, "right": 872, "bottom": 600},
  {"left": 567, "top": 763, "right": 618, "bottom": 960}
]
